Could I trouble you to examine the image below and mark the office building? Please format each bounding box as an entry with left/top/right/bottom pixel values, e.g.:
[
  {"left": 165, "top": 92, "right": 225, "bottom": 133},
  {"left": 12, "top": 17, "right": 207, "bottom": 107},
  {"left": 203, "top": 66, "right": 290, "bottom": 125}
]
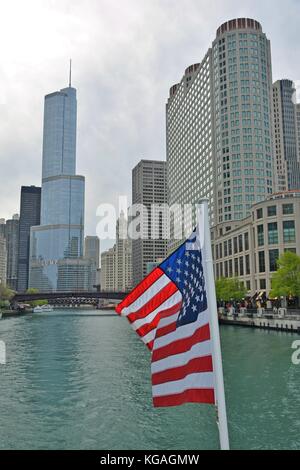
[
  {"left": 17, "top": 186, "right": 41, "bottom": 292},
  {"left": 115, "top": 211, "right": 132, "bottom": 292},
  {"left": 167, "top": 18, "right": 274, "bottom": 236},
  {"left": 132, "top": 159, "right": 168, "bottom": 286},
  {"left": 84, "top": 236, "right": 100, "bottom": 290},
  {"left": 5, "top": 214, "right": 19, "bottom": 290},
  {"left": 273, "top": 80, "right": 300, "bottom": 191},
  {"left": 100, "top": 247, "right": 116, "bottom": 292},
  {"left": 212, "top": 191, "right": 300, "bottom": 296},
  {"left": 29, "top": 75, "right": 86, "bottom": 292},
  {"left": 0, "top": 234, "right": 7, "bottom": 286},
  {"left": 100, "top": 212, "right": 132, "bottom": 292}
]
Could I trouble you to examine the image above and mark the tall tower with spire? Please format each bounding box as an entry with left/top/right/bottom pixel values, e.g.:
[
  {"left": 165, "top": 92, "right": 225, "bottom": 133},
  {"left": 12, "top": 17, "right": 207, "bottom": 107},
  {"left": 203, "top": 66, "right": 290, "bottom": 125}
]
[{"left": 28, "top": 68, "right": 89, "bottom": 292}]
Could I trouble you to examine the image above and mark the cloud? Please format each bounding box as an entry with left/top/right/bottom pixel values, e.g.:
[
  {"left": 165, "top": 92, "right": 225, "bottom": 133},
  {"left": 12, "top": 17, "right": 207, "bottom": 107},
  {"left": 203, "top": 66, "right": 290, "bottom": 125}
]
[{"left": 1, "top": 0, "right": 300, "bottom": 252}]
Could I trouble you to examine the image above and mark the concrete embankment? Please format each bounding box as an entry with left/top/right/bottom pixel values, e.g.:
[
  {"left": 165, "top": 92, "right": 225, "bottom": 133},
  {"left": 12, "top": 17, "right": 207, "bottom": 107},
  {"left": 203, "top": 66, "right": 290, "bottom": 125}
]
[{"left": 220, "top": 314, "right": 300, "bottom": 334}]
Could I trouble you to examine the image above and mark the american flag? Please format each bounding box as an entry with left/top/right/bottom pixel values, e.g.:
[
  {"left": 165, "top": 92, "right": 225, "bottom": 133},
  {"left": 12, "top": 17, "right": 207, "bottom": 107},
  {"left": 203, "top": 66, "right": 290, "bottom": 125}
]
[{"left": 116, "top": 228, "right": 215, "bottom": 408}]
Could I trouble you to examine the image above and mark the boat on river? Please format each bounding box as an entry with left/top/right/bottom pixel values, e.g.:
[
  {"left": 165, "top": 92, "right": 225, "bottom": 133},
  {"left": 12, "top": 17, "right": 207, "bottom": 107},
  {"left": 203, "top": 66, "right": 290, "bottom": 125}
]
[{"left": 33, "top": 305, "right": 54, "bottom": 313}]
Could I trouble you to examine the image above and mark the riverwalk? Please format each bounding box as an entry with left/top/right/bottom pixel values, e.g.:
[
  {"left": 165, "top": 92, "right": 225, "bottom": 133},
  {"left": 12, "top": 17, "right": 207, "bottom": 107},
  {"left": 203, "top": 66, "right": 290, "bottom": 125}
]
[{"left": 220, "top": 310, "right": 300, "bottom": 334}]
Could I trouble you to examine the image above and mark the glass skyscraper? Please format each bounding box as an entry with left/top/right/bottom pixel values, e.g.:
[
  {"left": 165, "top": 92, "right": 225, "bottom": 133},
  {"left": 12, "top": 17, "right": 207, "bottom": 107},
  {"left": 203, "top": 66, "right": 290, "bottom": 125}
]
[{"left": 29, "top": 83, "right": 87, "bottom": 292}]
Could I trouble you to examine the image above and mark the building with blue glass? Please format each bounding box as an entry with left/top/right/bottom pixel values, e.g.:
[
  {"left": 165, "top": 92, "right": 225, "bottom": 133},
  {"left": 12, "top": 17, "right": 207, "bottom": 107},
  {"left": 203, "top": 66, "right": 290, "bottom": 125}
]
[{"left": 29, "top": 82, "right": 90, "bottom": 292}]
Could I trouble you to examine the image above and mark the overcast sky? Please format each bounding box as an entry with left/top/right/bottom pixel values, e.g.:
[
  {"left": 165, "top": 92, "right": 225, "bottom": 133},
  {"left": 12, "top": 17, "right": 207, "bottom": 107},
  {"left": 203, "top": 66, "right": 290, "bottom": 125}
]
[{"left": 1, "top": 0, "right": 300, "bottom": 252}]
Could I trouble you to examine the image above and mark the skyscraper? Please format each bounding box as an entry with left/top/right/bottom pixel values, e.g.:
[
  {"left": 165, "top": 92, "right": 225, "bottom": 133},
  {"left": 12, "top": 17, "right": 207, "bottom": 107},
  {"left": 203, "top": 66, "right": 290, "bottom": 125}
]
[
  {"left": 5, "top": 214, "right": 19, "bottom": 291},
  {"left": 0, "top": 226, "right": 6, "bottom": 287},
  {"left": 84, "top": 236, "right": 100, "bottom": 290},
  {"left": 167, "top": 18, "right": 274, "bottom": 233},
  {"left": 17, "top": 186, "right": 41, "bottom": 292},
  {"left": 132, "top": 160, "right": 168, "bottom": 286},
  {"left": 273, "top": 80, "right": 300, "bottom": 191},
  {"left": 29, "top": 76, "right": 86, "bottom": 292},
  {"left": 115, "top": 211, "right": 132, "bottom": 292}
]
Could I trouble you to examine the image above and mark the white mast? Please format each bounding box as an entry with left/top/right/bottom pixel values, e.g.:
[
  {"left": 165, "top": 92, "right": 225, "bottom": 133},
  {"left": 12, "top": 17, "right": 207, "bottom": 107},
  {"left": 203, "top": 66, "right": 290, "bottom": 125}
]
[{"left": 198, "top": 200, "right": 230, "bottom": 450}]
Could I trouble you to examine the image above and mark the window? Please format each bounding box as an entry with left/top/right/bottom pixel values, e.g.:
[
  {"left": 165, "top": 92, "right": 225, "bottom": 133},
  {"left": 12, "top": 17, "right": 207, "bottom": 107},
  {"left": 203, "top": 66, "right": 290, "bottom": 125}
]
[
  {"left": 267, "top": 205, "right": 276, "bottom": 217},
  {"left": 224, "top": 240, "right": 228, "bottom": 257},
  {"left": 244, "top": 232, "right": 249, "bottom": 250},
  {"left": 269, "top": 249, "right": 279, "bottom": 272},
  {"left": 238, "top": 235, "right": 243, "bottom": 252},
  {"left": 284, "top": 248, "right": 296, "bottom": 255},
  {"left": 234, "top": 237, "right": 238, "bottom": 254},
  {"left": 257, "top": 208, "right": 263, "bottom": 219},
  {"left": 257, "top": 224, "right": 264, "bottom": 246},
  {"left": 283, "top": 221, "right": 296, "bottom": 243},
  {"left": 282, "top": 204, "right": 293, "bottom": 215},
  {"left": 239, "top": 257, "right": 244, "bottom": 276},
  {"left": 224, "top": 261, "right": 228, "bottom": 277},
  {"left": 260, "top": 279, "right": 266, "bottom": 289},
  {"left": 229, "top": 260, "right": 233, "bottom": 277},
  {"left": 245, "top": 254, "right": 250, "bottom": 275},
  {"left": 234, "top": 258, "right": 239, "bottom": 276},
  {"left": 268, "top": 222, "right": 278, "bottom": 244},
  {"left": 258, "top": 251, "right": 265, "bottom": 272},
  {"left": 246, "top": 280, "right": 251, "bottom": 290},
  {"left": 228, "top": 239, "right": 232, "bottom": 256}
]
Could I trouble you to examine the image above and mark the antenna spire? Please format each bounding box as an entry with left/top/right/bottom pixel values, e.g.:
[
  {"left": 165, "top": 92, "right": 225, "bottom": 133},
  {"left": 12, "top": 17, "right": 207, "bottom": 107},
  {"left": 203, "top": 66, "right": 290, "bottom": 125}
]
[{"left": 69, "top": 59, "right": 72, "bottom": 87}]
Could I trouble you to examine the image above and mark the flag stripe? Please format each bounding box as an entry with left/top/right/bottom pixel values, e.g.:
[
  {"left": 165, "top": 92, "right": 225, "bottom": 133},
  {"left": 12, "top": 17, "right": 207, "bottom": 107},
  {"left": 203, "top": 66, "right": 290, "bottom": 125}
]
[
  {"left": 121, "top": 273, "right": 171, "bottom": 317},
  {"left": 152, "top": 356, "right": 213, "bottom": 386},
  {"left": 153, "top": 308, "right": 209, "bottom": 350},
  {"left": 153, "top": 389, "right": 215, "bottom": 407},
  {"left": 127, "top": 282, "right": 178, "bottom": 323},
  {"left": 132, "top": 293, "right": 181, "bottom": 331},
  {"left": 115, "top": 268, "right": 164, "bottom": 314},
  {"left": 152, "top": 371, "right": 214, "bottom": 397},
  {"left": 155, "top": 321, "right": 177, "bottom": 339},
  {"left": 151, "top": 339, "right": 212, "bottom": 374},
  {"left": 135, "top": 301, "right": 182, "bottom": 337},
  {"left": 152, "top": 323, "right": 210, "bottom": 362}
]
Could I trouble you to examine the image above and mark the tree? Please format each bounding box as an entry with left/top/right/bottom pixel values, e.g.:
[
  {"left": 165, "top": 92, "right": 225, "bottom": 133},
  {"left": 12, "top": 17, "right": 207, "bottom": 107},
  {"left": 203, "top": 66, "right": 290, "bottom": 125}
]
[
  {"left": 0, "top": 285, "right": 15, "bottom": 301},
  {"left": 25, "top": 288, "right": 48, "bottom": 307},
  {"left": 215, "top": 277, "right": 247, "bottom": 303},
  {"left": 270, "top": 252, "right": 300, "bottom": 305}
]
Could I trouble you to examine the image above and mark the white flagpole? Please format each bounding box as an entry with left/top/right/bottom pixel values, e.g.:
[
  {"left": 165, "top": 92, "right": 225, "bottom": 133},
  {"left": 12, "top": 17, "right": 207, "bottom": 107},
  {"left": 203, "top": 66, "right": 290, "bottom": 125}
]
[{"left": 198, "top": 200, "right": 230, "bottom": 451}]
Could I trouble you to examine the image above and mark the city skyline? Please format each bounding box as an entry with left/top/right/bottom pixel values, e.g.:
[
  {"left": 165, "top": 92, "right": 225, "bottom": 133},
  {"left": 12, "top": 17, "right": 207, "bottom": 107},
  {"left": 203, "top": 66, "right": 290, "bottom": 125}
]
[{"left": 1, "top": 1, "right": 300, "bottom": 255}]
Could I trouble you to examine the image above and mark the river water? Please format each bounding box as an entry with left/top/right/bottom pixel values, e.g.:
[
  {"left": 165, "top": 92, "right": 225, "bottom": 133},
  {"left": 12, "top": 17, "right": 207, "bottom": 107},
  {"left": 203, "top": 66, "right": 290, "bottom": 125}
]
[{"left": 0, "top": 309, "right": 299, "bottom": 450}]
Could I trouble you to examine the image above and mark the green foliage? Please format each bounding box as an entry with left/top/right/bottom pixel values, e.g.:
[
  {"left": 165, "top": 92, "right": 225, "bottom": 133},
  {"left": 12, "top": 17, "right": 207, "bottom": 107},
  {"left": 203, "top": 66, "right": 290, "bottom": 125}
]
[
  {"left": 0, "top": 285, "right": 15, "bottom": 301},
  {"left": 25, "top": 288, "right": 48, "bottom": 307},
  {"left": 216, "top": 277, "right": 247, "bottom": 302},
  {"left": 0, "top": 299, "right": 10, "bottom": 309},
  {"left": 26, "top": 288, "right": 39, "bottom": 295},
  {"left": 270, "top": 252, "right": 300, "bottom": 299}
]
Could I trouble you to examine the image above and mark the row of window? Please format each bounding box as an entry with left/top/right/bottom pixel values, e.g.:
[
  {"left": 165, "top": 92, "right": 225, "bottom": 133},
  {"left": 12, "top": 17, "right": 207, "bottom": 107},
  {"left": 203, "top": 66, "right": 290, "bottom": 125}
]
[
  {"left": 215, "top": 247, "right": 297, "bottom": 281},
  {"left": 257, "top": 220, "right": 296, "bottom": 245},
  {"left": 256, "top": 203, "right": 294, "bottom": 218}
]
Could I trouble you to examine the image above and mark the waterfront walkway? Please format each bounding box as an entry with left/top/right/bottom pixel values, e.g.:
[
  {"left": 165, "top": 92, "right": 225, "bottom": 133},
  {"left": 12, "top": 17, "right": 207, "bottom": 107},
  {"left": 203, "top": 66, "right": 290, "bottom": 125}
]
[{"left": 219, "top": 308, "right": 300, "bottom": 333}]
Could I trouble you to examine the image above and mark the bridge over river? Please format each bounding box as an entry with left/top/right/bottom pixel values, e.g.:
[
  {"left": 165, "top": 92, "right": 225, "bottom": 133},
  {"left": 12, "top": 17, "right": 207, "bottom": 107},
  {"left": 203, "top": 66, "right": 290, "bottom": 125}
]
[{"left": 12, "top": 291, "right": 128, "bottom": 306}]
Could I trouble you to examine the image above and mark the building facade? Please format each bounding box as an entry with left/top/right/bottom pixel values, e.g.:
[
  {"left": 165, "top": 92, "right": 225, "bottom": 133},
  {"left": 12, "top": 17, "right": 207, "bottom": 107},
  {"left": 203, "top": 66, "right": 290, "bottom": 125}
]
[
  {"left": 100, "top": 212, "right": 132, "bottom": 292},
  {"left": 167, "top": 18, "right": 274, "bottom": 237},
  {"left": 212, "top": 191, "right": 300, "bottom": 296},
  {"left": 17, "top": 186, "right": 41, "bottom": 292},
  {"left": 0, "top": 234, "right": 7, "bottom": 287},
  {"left": 29, "top": 82, "right": 86, "bottom": 292},
  {"left": 5, "top": 214, "right": 19, "bottom": 291},
  {"left": 132, "top": 160, "right": 168, "bottom": 286},
  {"left": 100, "top": 247, "right": 116, "bottom": 292},
  {"left": 115, "top": 211, "right": 132, "bottom": 292},
  {"left": 273, "top": 80, "right": 300, "bottom": 191},
  {"left": 84, "top": 236, "right": 100, "bottom": 290}
]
